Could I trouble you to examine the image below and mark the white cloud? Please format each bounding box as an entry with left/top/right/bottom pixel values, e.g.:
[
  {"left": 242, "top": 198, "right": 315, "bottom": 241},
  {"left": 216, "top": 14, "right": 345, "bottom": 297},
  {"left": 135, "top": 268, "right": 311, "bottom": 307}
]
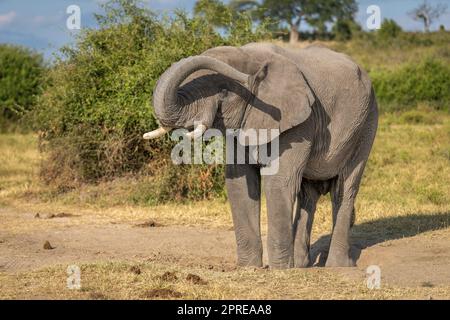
[{"left": 0, "top": 11, "right": 17, "bottom": 28}]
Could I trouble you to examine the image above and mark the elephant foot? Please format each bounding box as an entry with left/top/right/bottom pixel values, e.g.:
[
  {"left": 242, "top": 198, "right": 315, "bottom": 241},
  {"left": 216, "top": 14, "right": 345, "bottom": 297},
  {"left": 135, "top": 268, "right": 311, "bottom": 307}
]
[
  {"left": 237, "top": 253, "right": 263, "bottom": 268},
  {"left": 269, "top": 263, "right": 293, "bottom": 270},
  {"left": 268, "top": 257, "right": 294, "bottom": 269},
  {"left": 294, "top": 252, "right": 311, "bottom": 268},
  {"left": 325, "top": 253, "right": 355, "bottom": 267}
]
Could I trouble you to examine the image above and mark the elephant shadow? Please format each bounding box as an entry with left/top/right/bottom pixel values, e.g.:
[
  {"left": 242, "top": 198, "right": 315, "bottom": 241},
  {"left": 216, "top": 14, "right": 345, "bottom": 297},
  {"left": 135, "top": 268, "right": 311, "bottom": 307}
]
[{"left": 310, "top": 211, "right": 450, "bottom": 267}]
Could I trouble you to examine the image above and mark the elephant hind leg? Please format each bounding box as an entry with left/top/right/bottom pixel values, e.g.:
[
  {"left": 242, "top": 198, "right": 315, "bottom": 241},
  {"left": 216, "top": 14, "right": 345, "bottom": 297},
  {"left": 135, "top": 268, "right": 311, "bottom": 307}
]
[
  {"left": 293, "top": 180, "right": 321, "bottom": 267},
  {"left": 326, "top": 107, "right": 377, "bottom": 267},
  {"left": 326, "top": 163, "right": 365, "bottom": 267},
  {"left": 331, "top": 180, "right": 355, "bottom": 229}
]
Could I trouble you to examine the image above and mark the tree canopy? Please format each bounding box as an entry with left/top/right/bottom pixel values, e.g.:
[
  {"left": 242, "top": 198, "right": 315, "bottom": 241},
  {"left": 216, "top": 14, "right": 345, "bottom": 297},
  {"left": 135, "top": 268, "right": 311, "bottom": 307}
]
[
  {"left": 0, "top": 44, "right": 44, "bottom": 129},
  {"left": 409, "top": 0, "right": 448, "bottom": 32},
  {"left": 194, "top": 0, "right": 358, "bottom": 43},
  {"left": 258, "top": 0, "right": 357, "bottom": 42}
]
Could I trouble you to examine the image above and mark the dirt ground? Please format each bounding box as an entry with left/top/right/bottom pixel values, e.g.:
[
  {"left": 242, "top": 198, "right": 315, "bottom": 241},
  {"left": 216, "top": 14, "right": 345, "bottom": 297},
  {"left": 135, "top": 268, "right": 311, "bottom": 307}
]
[{"left": 1, "top": 206, "right": 449, "bottom": 293}]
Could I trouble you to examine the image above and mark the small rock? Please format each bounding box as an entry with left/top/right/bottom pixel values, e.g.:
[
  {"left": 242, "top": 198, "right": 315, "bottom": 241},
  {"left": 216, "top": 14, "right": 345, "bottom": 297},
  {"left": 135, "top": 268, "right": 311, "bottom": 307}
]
[
  {"left": 186, "top": 273, "right": 207, "bottom": 285},
  {"left": 34, "top": 213, "right": 41, "bottom": 219},
  {"left": 43, "top": 241, "right": 55, "bottom": 250},
  {"left": 130, "top": 266, "right": 142, "bottom": 275},
  {"left": 160, "top": 271, "right": 178, "bottom": 281},
  {"left": 421, "top": 281, "right": 435, "bottom": 288},
  {"left": 89, "top": 292, "right": 107, "bottom": 300},
  {"left": 135, "top": 220, "right": 161, "bottom": 228},
  {"left": 47, "top": 213, "right": 76, "bottom": 219}
]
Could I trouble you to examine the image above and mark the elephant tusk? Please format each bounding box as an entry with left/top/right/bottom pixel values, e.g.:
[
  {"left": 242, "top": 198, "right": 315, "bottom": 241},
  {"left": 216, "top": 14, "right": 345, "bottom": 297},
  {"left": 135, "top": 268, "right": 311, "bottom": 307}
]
[
  {"left": 186, "top": 124, "right": 207, "bottom": 140},
  {"left": 143, "top": 127, "right": 171, "bottom": 140}
]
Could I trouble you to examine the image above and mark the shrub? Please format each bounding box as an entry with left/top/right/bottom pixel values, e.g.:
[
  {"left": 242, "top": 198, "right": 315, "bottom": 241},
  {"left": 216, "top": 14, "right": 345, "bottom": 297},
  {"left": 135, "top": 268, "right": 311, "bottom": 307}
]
[
  {"left": 332, "top": 19, "right": 361, "bottom": 41},
  {"left": 37, "top": 0, "right": 269, "bottom": 201},
  {"left": 371, "top": 58, "right": 450, "bottom": 111},
  {"left": 378, "top": 19, "right": 403, "bottom": 40},
  {"left": 0, "top": 45, "right": 44, "bottom": 131}
]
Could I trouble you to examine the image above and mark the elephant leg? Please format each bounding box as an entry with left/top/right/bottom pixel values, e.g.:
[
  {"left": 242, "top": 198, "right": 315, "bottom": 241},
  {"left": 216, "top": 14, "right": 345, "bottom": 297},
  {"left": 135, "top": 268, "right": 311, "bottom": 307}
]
[
  {"left": 331, "top": 193, "right": 355, "bottom": 229},
  {"left": 226, "top": 164, "right": 262, "bottom": 267},
  {"left": 326, "top": 161, "right": 366, "bottom": 267},
  {"left": 263, "top": 134, "right": 312, "bottom": 269},
  {"left": 293, "top": 181, "right": 320, "bottom": 268},
  {"left": 264, "top": 175, "right": 297, "bottom": 269},
  {"left": 326, "top": 108, "right": 377, "bottom": 268}
]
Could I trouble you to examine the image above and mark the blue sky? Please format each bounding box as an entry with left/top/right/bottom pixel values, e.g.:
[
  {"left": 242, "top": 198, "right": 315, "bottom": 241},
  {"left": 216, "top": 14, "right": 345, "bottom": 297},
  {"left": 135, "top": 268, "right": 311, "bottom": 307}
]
[{"left": 0, "top": 0, "right": 449, "bottom": 60}]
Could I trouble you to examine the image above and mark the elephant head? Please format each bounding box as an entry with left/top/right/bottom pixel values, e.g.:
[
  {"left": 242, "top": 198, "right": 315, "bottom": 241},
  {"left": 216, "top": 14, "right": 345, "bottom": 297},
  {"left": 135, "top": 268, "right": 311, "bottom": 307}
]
[{"left": 144, "top": 46, "right": 315, "bottom": 143}]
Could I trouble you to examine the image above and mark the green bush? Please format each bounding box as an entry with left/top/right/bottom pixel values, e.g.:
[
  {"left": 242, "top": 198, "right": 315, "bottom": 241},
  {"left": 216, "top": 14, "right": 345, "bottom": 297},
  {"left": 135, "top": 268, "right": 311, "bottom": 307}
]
[
  {"left": 0, "top": 45, "right": 44, "bottom": 131},
  {"left": 37, "top": 0, "right": 269, "bottom": 201},
  {"left": 378, "top": 19, "right": 402, "bottom": 41},
  {"left": 332, "top": 19, "right": 361, "bottom": 41},
  {"left": 371, "top": 58, "right": 450, "bottom": 111}
]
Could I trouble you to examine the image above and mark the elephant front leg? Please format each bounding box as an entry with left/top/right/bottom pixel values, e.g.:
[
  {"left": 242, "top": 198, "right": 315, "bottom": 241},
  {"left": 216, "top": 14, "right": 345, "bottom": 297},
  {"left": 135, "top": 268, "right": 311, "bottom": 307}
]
[
  {"left": 263, "top": 128, "right": 312, "bottom": 269},
  {"left": 264, "top": 176, "right": 298, "bottom": 269},
  {"left": 226, "top": 164, "right": 263, "bottom": 267},
  {"left": 293, "top": 181, "right": 320, "bottom": 268}
]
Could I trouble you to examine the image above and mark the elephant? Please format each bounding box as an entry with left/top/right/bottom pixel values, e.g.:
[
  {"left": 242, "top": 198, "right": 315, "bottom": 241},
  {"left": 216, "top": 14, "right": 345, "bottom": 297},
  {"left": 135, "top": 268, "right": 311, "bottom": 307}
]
[{"left": 144, "top": 43, "right": 378, "bottom": 268}]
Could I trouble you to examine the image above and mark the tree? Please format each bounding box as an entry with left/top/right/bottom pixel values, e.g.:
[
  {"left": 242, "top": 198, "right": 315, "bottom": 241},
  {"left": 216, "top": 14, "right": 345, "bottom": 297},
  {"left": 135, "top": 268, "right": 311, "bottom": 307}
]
[
  {"left": 228, "top": 0, "right": 260, "bottom": 20},
  {"left": 332, "top": 19, "right": 361, "bottom": 41},
  {"left": 378, "top": 19, "right": 403, "bottom": 40},
  {"left": 0, "top": 44, "right": 44, "bottom": 129},
  {"left": 258, "top": 0, "right": 357, "bottom": 43},
  {"left": 409, "top": 0, "right": 448, "bottom": 32},
  {"left": 193, "top": 0, "right": 272, "bottom": 42},
  {"left": 193, "top": 0, "right": 232, "bottom": 28}
]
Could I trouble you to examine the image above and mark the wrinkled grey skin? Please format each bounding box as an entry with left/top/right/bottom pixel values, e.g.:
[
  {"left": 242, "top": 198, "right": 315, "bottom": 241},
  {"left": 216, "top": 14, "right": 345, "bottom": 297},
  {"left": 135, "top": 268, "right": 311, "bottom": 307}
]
[{"left": 151, "top": 43, "right": 378, "bottom": 268}]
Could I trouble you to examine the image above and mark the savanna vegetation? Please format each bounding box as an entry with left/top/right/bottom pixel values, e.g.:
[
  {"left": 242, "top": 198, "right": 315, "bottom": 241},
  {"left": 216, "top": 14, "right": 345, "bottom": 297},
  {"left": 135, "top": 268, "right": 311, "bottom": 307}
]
[
  {"left": 0, "top": 0, "right": 449, "bottom": 300},
  {"left": 0, "top": 44, "right": 45, "bottom": 132},
  {"left": 8, "top": 0, "right": 446, "bottom": 203},
  {"left": 33, "top": 0, "right": 272, "bottom": 200}
]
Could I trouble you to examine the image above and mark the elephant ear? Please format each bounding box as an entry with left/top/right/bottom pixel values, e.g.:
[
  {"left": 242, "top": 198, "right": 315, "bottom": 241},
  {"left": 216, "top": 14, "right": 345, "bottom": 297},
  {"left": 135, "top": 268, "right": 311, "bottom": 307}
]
[{"left": 240, "top": 54, "right": 315, "bottom": 145}]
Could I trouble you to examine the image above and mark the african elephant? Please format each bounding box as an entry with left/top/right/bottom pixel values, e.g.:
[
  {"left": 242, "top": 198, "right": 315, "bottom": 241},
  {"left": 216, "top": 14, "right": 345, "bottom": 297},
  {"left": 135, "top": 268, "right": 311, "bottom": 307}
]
[{"left": 144, "top": 43, "right": 378, "bottom": 268}]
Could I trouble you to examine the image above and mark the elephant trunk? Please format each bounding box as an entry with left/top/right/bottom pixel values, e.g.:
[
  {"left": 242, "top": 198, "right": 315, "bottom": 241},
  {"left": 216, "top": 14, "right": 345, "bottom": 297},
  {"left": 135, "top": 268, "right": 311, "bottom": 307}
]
[{"left": 149, "top": 56, "right": 250, "bottom": 138}]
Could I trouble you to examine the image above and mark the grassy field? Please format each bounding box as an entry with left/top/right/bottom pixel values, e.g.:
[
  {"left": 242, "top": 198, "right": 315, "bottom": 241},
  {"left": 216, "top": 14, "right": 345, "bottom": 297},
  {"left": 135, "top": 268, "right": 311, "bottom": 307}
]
[{"left": 1, "top": 110, "right": 449, "bottom": 299}]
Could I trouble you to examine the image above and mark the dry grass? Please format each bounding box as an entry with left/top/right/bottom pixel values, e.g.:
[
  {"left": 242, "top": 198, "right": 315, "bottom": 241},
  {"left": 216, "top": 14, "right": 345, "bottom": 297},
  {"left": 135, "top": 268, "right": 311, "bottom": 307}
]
[
  {"left": 1, "top": 261, "right": 448, "bottom": 300},
  {"left": 0, "top": 134, "right": 41, "bottom": 202}
]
